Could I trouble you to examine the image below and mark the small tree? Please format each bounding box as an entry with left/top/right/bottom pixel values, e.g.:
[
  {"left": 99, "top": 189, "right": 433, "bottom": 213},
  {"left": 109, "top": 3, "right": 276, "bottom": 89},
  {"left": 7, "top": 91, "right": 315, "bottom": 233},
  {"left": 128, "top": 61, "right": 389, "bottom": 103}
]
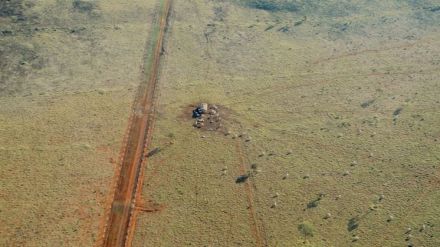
[{"left": 298, "top": 221, "right": 315, "bottom": 241}]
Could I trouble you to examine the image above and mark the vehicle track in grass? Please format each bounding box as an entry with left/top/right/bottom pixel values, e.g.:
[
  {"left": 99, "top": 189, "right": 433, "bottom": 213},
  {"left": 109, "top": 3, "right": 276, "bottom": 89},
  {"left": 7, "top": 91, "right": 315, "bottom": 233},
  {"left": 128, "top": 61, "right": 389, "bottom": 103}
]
[
  {"left": 235, "top": 140, "right": 268, "bottom": 247},
  {"left": 98, "top": 0, "right": 172, "bottom": 246}
]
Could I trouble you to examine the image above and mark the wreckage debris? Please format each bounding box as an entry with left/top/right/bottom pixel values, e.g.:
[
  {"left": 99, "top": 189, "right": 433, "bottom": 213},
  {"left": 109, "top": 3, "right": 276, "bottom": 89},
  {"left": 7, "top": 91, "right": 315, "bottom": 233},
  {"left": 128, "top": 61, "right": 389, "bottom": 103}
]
[{"left": 192, "top": 103, "right": 223, "bottom": 131}]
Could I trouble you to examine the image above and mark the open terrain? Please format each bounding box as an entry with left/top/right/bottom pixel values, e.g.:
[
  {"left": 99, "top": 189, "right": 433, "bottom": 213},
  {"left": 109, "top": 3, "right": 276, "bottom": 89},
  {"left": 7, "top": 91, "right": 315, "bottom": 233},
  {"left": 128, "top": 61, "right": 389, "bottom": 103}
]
[
  {"left": 1, "top": 0, "right": 439, "bottom": 246},
  {"left": 1, "top": 0, "right": 158, "bottom": 245},
  {"left": 131, "top": 0, "right": 440, "bottom": 246}
]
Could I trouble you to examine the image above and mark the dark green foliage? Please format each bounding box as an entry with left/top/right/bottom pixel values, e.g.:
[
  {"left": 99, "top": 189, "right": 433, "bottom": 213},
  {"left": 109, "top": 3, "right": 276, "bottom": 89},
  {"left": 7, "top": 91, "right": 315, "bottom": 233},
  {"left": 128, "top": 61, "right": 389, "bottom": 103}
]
[
  {"left": 0, "top": 0, "right": 24, "bottom": 17},
  {"left": 393, "top": 107, "right": 403, "bottom": 116},
  {"left": 307, "top": 198, "right": 320, "bottom": 208},
  {"left": 73, "top": 0, "right": 96, "bottom": 13},
  {"left": 244, "top": 0, "right": 299, "bottom": 12},
  {"left": 347, "top": 217, "right": 359, "bottom": 232},
  {"left": 307, "top": 193, "right": 324, "bottom": 209},
  {"left": 361, "top": 99, "right": 375, "bottom": 108},
  {"left": 298, "top": 222, "right": 315, "bottom": 238}
]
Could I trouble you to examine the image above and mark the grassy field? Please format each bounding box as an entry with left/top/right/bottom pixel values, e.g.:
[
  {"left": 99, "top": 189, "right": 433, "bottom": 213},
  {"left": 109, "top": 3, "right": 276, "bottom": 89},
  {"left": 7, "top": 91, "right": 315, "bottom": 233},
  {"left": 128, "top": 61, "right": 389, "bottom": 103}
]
[
  {"left": 0, "top": 0, "right": 157, "bottom": 245},
  {"left": 131, "top": 0, "right": 440, "bottom": 246},
  {"left": 1, "top": 0, "right": 439, "bottom": 246}
]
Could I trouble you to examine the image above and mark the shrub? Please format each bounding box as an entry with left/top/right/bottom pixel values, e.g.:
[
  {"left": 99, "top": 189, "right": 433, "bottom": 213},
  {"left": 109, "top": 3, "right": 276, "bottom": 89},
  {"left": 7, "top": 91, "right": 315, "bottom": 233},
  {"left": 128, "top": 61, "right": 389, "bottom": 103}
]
[
  {"left": 298, "top": 221, "right": 315, "bottom": 238},
  {"left": 244, "top": 0, "right": 299, "bottom": 12}
]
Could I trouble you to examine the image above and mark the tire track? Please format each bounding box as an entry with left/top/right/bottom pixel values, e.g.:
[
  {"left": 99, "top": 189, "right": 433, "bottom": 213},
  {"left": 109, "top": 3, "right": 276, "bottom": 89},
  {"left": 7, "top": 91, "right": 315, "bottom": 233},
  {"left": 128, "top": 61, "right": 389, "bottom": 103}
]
[{"left": 235, "top": 140, "right": 268, "bottom": 247}]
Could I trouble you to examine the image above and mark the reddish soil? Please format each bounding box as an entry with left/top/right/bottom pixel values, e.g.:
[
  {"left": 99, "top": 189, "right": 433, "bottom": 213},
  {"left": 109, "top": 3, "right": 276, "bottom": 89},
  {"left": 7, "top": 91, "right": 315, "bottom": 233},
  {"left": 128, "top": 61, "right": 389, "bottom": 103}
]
[
  {"left": 98, "top": 1, "right": 172, "bottom": 246},
  {"left": 235, "top": 140, "right": 268, "bottom": 247}
]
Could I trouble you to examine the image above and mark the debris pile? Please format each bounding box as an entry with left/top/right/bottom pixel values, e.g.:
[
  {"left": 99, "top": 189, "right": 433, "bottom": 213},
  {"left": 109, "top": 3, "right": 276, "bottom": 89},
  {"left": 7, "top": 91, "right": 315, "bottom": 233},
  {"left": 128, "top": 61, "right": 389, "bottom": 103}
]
[{"left": 192, "top": 103, "right": 222, "bottom": 131}]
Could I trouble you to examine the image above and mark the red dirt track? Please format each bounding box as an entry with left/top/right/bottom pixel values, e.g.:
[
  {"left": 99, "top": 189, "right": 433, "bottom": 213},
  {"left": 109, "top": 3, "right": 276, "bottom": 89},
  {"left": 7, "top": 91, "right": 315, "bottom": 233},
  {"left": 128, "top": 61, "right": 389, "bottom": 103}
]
[{"left": 100, "top": 1, "right": 172, "bottom": 246}]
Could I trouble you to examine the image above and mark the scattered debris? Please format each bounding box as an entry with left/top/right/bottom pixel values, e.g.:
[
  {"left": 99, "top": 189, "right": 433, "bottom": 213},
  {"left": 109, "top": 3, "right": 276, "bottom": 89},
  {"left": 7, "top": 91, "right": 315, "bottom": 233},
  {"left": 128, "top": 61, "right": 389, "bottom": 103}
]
[
  {"left": 324, "top": 213, "right": 332, "bottom": 219},
  {"left": 191, "top": 103, "right": 225, "bottom": 132},
  {"left": 369, "top": 204, "right": 379, "bottom": 211},
  {"left": 387, "top": 215, "right": 394, "bottom": 222},
  {"left": 222, "top": 166, "right": 228, "bottom": 175}
]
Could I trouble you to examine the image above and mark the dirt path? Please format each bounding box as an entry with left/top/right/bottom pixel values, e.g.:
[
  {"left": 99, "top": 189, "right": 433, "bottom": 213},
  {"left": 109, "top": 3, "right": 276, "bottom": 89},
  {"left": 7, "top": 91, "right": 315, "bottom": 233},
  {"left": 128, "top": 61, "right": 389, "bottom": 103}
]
[
  {"left": 99, "top": 1, "right": 172, "bottom": 246},
  {"left": 235, "top": 140, "right": 268, "bottom": 247}
]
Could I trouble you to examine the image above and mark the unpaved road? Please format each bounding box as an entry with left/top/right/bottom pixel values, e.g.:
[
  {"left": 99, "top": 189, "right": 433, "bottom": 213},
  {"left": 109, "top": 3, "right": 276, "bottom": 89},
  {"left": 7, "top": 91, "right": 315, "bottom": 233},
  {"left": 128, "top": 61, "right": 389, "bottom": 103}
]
[{"left": 100, "top": 1, "right": 172, "bottom": 246}]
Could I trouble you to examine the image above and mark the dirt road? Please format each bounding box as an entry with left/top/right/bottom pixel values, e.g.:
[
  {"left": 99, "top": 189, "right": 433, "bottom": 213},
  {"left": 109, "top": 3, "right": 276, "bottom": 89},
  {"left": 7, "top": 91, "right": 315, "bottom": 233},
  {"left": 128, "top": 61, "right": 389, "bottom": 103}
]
[{"left": 100, "top": 1, "right": 172, "bottom": 246}]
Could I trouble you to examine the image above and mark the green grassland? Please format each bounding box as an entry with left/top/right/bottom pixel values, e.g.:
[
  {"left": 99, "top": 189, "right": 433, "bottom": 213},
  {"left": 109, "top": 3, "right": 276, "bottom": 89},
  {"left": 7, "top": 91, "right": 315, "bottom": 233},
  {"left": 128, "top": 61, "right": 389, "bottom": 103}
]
[
  {"left": 0, "top": 0, "right": 158, "bottom": 245},
  {"left": 1, "top": 0, "right": 439, "bottom": 246},
  {"left": 132, "top": 0, "right": 439, "bottom": 246}
]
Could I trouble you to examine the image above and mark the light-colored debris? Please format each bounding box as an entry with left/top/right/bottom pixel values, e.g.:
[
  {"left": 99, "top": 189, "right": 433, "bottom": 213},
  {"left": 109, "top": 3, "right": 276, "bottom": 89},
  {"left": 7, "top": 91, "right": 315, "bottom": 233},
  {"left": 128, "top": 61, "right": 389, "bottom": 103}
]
[
  {"left": 387, "top": 215, "right": 394, "bottom": 222},
  {"left": 198, "top": 103, "right": 208, "bottom": 113}
]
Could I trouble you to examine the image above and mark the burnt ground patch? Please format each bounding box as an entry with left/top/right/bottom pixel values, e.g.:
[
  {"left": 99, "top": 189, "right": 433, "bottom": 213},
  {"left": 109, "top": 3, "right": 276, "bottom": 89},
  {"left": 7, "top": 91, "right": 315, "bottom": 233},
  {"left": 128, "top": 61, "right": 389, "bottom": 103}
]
[
  {"left": 0, "top": 0, "right": 103, "bottom": 96},
  {"left": 0, "top": 0, "right": 25, "bottom": 18},
  {"left": 0, "top": 0, "right": 36, "bottom": 21},
  {"left": 245, "top": 0, "right": 299, "bottom": 12},
  {"left": 0, "top": 43, "right": 46, "bottom": 95},
  {"left": 72, "top": 0, "right": 97, "bottom": 13}
]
